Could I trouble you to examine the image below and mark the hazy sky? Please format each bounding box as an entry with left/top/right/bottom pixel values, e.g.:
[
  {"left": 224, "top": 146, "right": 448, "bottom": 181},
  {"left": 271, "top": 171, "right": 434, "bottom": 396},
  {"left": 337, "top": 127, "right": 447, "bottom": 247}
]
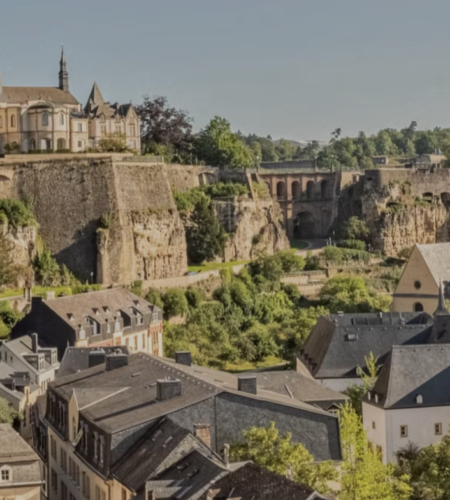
[{"left": 1, "top": 0, "right": 450, "bottom": 141}]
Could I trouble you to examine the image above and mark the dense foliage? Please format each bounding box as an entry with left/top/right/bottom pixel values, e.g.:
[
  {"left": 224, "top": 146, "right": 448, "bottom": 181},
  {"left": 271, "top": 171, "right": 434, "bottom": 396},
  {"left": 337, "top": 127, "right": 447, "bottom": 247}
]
[
  {"left": 231, "top": 422, "right": 336, "bottom": 494},
  {"left": 0, "top": 396, "right": 22, "bottom": 425},
  {"left": 0, "top": 233, "right": 16, "bottom": 288},
  {"left": 0, "top": 301, "right": 23, "bottom": 339},
  {"left": 340, "top": 403, "right": 412, "bottom": 500},
  {"left": 33, "top": 245, "right": 77, "bottom": 287},
  {"left": 0, "top": 199, "right": 36, "bottom": 228}
]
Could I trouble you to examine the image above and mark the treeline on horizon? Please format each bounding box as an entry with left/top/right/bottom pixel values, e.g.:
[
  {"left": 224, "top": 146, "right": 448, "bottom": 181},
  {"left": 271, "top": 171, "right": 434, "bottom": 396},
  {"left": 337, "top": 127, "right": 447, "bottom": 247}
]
[{"left": 136, "top": 96, "right": 450, "bottom": 169}]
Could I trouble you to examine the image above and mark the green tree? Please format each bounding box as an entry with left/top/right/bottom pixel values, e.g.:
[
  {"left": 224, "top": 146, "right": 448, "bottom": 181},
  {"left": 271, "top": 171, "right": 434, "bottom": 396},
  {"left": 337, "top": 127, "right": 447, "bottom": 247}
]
[
  {"left": 230, "top": 422, "right": 337, "bottom": 494},
  {"left": 340, "top": 217, "right": 370, "bottom": 241},
  {"left": 0, "top": 233, "right": 16, "bottom": 287},
  {"left": 185, "top": 197, "right": 227, "bottom": 264},
  {"left": 145, "top": 288, "right": 164, "bottom": 310},
  {"left": 194, "top": 117, "right": 254, "bottom": 169},
  {"left": 340, "top": 403, "right": 411, "bottom": 500},
  {"left": 162, "top": 289, "right": 189, "bottom": 318},
  {"left": 345, "top": 352, "right": 379, "bottom": 415},
  {"left": 0, "top": 199, "right": 36, "bottom": 228},
  {"left": 319, "top": 275, "right": 388, "bottom": 313},
  {"left": 0, "top": 397, "right": 22, "bottom": 425}
]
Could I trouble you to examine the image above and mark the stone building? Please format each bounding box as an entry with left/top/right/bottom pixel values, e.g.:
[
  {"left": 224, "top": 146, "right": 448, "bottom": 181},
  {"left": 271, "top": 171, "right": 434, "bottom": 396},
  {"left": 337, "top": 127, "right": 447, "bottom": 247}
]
[
  {"left": 391, "top": 242, "right": 450, "bottom": 314},
  {"left": 11, "top": 287, "right": 163, "bottom": 360},
  {"left": 43, "top": 350, "right": 341, "bottom": 500},
  {"left": 0, "top": 49, "right": 140, "bottom": 153},
  {"left": 0, "top": 424, "right": 43, "bottom": 500}
]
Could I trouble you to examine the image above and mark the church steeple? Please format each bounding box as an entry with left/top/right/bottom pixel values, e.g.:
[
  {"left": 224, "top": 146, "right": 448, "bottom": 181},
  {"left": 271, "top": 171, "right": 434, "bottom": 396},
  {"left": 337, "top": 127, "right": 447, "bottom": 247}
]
[{"left": 59, "top": 46, "right": 69, "bottom": 92}]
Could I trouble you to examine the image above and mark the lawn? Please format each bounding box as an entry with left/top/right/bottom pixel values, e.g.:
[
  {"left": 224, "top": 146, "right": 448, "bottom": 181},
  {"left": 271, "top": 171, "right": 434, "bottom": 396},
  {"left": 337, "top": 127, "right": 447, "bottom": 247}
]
[
  {"left": 188, "top": 260, "right": 250, "bottom": 273},
  {"left": 289, "top": 238, "right": 310, "bottom": 250},
  {"left": 0, "top": 286, "right": 72, "bottom": 300}
]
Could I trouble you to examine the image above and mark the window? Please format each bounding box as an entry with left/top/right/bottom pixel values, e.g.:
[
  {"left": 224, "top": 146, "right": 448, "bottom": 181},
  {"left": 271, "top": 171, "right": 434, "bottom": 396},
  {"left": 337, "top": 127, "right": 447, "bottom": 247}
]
[
  {"left": 122, "top": 488, "right": 127, "bottom": 500},
  {"left": 372, "top": 421, "right": 376, "bottom": 430},
  {"left": 134, "top": 336, "right": 138, "bottom": 350},
  {"left": 106, "top": 320, "right": 111, "bottom": 334},
  {"left": 414, "top": 302, "right": 424, "bottom": 312},
  {"left": 78, "top": 140, "right": 84, "bottom": 148},
  {"left": 78, "top": 123, "right": 83, "bottom": 132},
  {"left": 400, "top": 425, "right": 408, "bottom": 438},
  {"left": 0, "top": 468, "right": 11, "bottom": 482},
  {"left": 129, "top": 126, "right": 136, "bottom": 136},
  {"left": 61, "top": 481, "right": 68, "bottom": 500},
  {"left": 75, "top": 463, "right": 80, "bottom": 487},
  {"left": 435, "top": 423, "right": 443, "bottom": 435},
  {"left": 0, "top": 116, "right": 3, "bottom": 128},
  {"left": 100, "top": 125, "right": 106, "bottom": 135},
  {"left": 42, "top": 113, "right": 49, "bottom": 126},
  {"left": 10, "top": 115, "right": 15, "bottom": 128},
  {"left": 61, "top": 448, "right": 67, "bottom": 471},
  {"left": 85, "top": 474, "right": 91, "bottom": 499},
  {"left": 72, "top": 417, "right": 77, "bottom": 441},
  {"left": 95, "top": 485, "right": 106, "bottom": 500},
  {"left": 79, "top": 327, "right": 86, "bottom": 340},
  {"left": 60, "top": 113, "right": 65, "bottom": 125},
  {"left": 414, "top": 281, "right": 421, "bottom": 290},
  {"left": 99, "top": 435, "right": 105, "bottom": 465},
  {"left": 51, "top": 468, "right": 57, "bottom": 491},
  {"left": 93, "top": 432, "right": 98, "bottom": 462}
]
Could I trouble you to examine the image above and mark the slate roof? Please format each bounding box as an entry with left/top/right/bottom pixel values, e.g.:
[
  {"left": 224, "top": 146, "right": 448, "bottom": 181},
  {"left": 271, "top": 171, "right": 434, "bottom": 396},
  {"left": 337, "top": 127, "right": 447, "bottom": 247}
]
[
  {"left": 370, "top": 344, "right": 450, "bottom": 409},
  {"left": 416, "top": 243, "right": 450, "bottom": 286},
  {"left": 204, "top": 462, "right": 323, "bottom": 500},
  {"left": 3, "top": 335, "right": 54, "bottom": 374},
  {"left": 145, "top": 449, "right": 228, "bottom": 500},
  {"left": 299, "top": 312, "right": 433, "bottom": 379},
  {"left": 112, "top": 418, "right": 194, "bottom": 492},
  {"left": 42, "top": 287, "right": 158, "bottom": 328},
  {"left": 0, "top": 86, "right": 79, "bottom": 105},
  {"left": 84, "top": 82, "right": 135, "bottom": 119},
  {"left": 58, "top": 346, "right": 129, "bottom": 378},
  {"left": 254, "top": 370, "right": 347, "bottom": 407},
  {"left": 51, "top": 353, "right": 334, "bottom": 435}
]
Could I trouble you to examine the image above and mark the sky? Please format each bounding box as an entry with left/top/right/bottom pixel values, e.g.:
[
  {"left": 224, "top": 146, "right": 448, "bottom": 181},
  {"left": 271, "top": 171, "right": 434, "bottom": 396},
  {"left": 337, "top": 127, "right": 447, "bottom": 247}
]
[{"left": 2, "top": 0, "right": 450, "bottom": 142}]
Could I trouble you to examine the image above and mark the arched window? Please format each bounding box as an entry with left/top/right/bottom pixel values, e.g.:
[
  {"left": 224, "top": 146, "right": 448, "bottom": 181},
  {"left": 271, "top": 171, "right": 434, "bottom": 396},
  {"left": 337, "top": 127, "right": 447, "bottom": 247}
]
[
  {"left": 276, "top": 181, "right": 286, "bottom": 199},
  {"left": 42, "top": 113, "right": 49, "bottom": 126},
  {"left": 414, "top": 302, "right": 424, "bottom": 312},
  {"left": 10, "top": 115, "right": 15, "bottom": 128},
  {"left": 60, "top": 113, "right": 65, "bottom": 126},
  {"left": 292, "top": 181, "right": 301, "bottom": 200},
  {"left": 321, "top": 180, "right": 328, "bottom": 199},
  {"left": 306, "top": 181, "right": 315, "bottom": 200}
]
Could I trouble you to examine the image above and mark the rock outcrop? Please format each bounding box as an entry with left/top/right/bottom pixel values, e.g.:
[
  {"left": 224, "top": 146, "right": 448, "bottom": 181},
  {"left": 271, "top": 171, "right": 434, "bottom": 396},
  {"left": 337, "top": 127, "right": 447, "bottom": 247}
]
[{"left": 214, "top": 197, "right": 289, "bottom": 261}]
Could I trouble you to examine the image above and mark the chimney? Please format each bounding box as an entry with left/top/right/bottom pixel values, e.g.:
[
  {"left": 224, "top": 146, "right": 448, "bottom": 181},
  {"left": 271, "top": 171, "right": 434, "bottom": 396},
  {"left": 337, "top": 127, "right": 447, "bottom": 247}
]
[
  {"left": 157, "top": 379, "right": 181, "bottom": 401},
  {"left": 194, "top": 424, "right": 211, "bottom": 447},
  {"left": 175, "top": 351, "right": 192, "bottom": 367},
  {"left": 105, "top": 352, "right": 128, "bottom": 371},
  {"left": 31, "top": 333, "right": 38, "bottom": 353},
  {"left": 223, "top": 444, "right": 230, "bottom": 468},
  {"left": 89, "top": 349, "right": 106, "bottom": 368},
  {"left": 237, "top": 375, "right": 257, "bottom": 395}
]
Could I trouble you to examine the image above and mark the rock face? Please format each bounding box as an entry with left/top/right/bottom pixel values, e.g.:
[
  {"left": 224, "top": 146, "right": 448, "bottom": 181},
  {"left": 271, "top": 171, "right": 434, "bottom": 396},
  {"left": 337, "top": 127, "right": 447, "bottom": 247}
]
[
  {"left": 2, "top": 222, "right": 37, "bottom": 268},
  {"left": 214, "top": 197, "right": 290, "bottom": 261}
]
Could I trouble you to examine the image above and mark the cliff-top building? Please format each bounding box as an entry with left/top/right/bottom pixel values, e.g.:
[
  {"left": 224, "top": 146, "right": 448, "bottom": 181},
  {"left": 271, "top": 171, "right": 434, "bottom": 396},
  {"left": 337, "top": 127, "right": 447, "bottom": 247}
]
[{"left": 0, "top": 49, "right": 140, "bottom": 153}]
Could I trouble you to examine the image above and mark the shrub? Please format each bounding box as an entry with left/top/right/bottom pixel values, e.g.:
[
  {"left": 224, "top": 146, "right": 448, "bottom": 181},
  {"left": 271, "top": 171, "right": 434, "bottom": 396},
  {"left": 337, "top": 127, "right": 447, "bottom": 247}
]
[
  {"left": 163, "top": 289, "right": 190, "bottom": 318},
  {"left": 202, "top": 182, "right": 248, "bottom": 198},
  {"left": 252, "top": 233, "right": 262, "bottom": 245},
  {"left": 0, "top": 199, "right": 36, "bottom": 228},
  {"left": 252, "top": 181, "right": 269, "bottom": 198},
  {"left": 304, "top": 250, "right": 321, "bottom": 271},
  {"left": 99, "top": 213, "right": 112, "bottom": 230},
  {"left": 145, "top": 288, "right": 164, "bottom": 309},
  {"left": 337, "top": 239, "right": 366, "bottom": 251}
]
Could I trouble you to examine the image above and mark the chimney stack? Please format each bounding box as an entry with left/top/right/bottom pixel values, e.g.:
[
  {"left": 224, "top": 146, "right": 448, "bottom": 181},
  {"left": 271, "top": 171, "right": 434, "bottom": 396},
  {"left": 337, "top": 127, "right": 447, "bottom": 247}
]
[
  {"left": 31, "top": 333, "right": 38, "bottom": 354},
  {"left": 89, "top": 349, "right": 106, "bottom": 368},
  {"left": 194, "top": 424, "right": 211, "bottom": 447},
  {"left": 105, "top": 352, "right": 128, "bottom": 371},
  {"left": 223, "top": 444, "right": 230, "bottom": 468},
  {"left": 237, "top": 375, "right": 257, "bottom": 395},
  {"left": 157, "top": 379, "right": 181, "bottom": 401},
  {"left": 175, "top": 351, "right": 192, "bottom": 367}
]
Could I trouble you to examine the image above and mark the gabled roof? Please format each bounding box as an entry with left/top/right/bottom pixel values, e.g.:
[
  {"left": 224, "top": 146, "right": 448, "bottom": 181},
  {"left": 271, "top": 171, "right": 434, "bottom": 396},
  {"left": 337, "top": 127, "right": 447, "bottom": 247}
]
[
  {"left": 299, "top": 312, "right": 433, "bottom": 379},
  {"left": 416, "top": 243, "right": 450, "bottom": 286},
  {"left": 0, "top": 86, "right": 79, "bottom": 105},
  {"left": 41, "top": 287, "right": 159, "bottom": 329},
  {"left": 0, "top": 424, "right": 39, "bottom": 464},
  {"left": 146, "top": 448, "right": 228, "bottom": 500},
  {"left": 205, "top": 462, "right": 323, "bottom": 500},
  {"left": 370, "top": 344, "right": 450, "bottom": 409},
  {"left": 112, "top": 418, "right": 195, "bottom": 492},
  {"left": 3, "top": 335, "right": 53, "bottom": 374}
]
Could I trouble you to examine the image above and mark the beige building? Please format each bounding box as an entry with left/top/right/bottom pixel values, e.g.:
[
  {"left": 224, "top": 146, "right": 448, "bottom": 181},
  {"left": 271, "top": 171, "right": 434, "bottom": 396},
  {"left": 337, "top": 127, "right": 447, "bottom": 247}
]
[
  {"left": 391, "top": 242, "right": 450, "bottom": 314},
  {"left": 0, "top": 49, "right": 140, "bottom": 153},
  {"left": 0, "top": 424, "right": 43, "bottom": 500}
]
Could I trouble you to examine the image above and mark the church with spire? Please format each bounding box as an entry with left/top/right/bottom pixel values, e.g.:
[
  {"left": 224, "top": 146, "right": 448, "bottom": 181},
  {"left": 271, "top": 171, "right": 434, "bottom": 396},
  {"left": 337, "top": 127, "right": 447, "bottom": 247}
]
[{"left": 0, "top": 49, "right": 140, "bottom": 153}]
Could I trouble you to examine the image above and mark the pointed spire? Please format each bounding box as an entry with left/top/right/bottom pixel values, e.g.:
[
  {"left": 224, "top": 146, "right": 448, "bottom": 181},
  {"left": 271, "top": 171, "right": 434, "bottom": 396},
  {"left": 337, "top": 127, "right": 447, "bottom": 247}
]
[
  {"left": 58, "top": 45, "right": 69, "bottom": 91},
  {"left": 60, "top": 45, "right": 66, "bottom": 65},
  {"left": 88, "top": 82, "right": 105, "bottom": 105},
  {"left": 434, "top": 278, "right": 449, "bottom": 316}
]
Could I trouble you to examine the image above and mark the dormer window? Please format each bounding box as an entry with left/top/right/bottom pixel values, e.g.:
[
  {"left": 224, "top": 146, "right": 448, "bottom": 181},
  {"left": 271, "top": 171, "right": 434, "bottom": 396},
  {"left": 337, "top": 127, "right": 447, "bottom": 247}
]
[
  {"left": 79, "top": 327, "right": 86, "bottom": 340},
  {"left": 42, "top": 113, "right": 49, "bottom": 126},
  {"left": 68, "top": 313, "right": 74, "bottom": 322},
  {"left": 103, "top": 306, "right": 110, "bottom": 313},
  {"left": 106, "top": 319, "right": 111, "bottom": 334},
  {"left": 93, "top": 308, "right": 100, "bottom": 316},
  {"left": 99, "top": 436, "right": 105, "bottom": 465},
  {"left": 416, "top": 394, "right": 423, "bottom": 404},
  {"left": 93, "top": 431, "right": 99, "bottom": 462}
]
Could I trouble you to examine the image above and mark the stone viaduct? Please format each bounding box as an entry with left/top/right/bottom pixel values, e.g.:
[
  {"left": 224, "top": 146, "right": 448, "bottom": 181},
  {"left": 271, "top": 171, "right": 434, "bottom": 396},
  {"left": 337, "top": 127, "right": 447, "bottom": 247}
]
[{"left": 257, "top": 170, "right": 358, "bottom": 239}]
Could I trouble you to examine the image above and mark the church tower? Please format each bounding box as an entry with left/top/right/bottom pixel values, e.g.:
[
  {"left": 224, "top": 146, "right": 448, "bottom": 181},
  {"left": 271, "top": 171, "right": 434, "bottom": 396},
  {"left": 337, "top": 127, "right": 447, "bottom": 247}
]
[{"left": 58, "top": 47, "right": 69, "bottom": 91}]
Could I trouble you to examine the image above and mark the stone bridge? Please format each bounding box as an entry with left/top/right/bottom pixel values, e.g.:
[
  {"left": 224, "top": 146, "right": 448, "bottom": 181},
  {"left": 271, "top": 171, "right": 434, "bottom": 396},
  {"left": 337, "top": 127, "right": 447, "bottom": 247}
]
[{"left": 258, "top": 170, "right": 358, "bottom": 239}]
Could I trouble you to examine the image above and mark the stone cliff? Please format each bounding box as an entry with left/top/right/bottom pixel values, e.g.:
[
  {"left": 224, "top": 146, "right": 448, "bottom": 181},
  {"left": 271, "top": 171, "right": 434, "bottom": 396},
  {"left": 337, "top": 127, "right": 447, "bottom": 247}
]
[
  {"left": 338, "top": 168, "right": 450, "bottom": 257},
  {"left": 0, "top": 155, "right": 288, "bottom": 284},
  {"left": 214, "top": 197, "right": 289, "bottom": 261}
]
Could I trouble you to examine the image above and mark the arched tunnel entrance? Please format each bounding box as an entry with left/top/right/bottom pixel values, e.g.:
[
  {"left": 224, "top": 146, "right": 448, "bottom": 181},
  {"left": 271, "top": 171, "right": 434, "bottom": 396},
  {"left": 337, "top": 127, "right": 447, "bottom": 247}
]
[{"left": 294, "top": 211, "right": 316, "bottom": 238}]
